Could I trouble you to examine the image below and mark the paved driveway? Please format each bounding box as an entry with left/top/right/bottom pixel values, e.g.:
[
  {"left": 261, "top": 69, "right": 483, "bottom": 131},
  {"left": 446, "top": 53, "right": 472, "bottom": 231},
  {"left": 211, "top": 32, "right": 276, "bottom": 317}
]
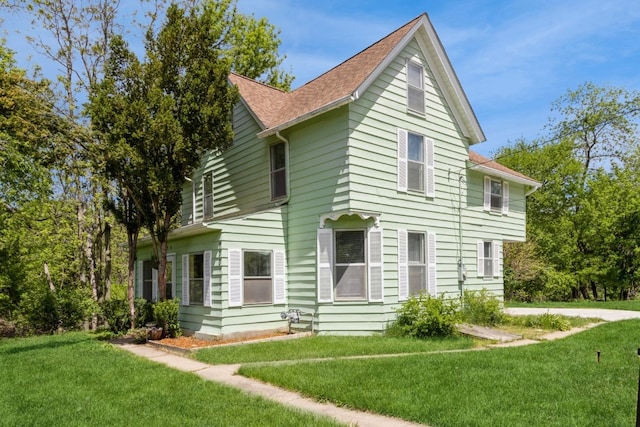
[{"left": 504, "top": 307, "right": 640, "bottom": 321}]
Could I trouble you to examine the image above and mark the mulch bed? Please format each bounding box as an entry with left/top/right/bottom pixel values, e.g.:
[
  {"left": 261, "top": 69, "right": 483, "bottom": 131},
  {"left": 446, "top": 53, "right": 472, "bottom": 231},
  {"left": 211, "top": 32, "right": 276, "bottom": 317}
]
[{"left": 156, "top": 331, "right": 289, "bottom": 349}]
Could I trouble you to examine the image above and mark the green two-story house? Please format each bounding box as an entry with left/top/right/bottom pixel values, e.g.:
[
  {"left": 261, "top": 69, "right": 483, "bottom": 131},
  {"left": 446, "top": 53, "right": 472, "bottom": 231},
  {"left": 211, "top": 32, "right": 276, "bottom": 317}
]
[{"left": 136, "top": 13, "right": 539, "bottom": 339}]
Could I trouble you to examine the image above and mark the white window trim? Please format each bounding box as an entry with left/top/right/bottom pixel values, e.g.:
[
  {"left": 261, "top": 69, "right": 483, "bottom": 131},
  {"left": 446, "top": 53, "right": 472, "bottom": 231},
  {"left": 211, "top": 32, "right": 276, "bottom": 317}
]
[
  {"left": 484, "top": 176, "right": 509, "bottom": 214},
  {"left": 398, "top": 230, "right": 436, "bottom": 300},
  {"left": 269, "top": 141, "right": 288, "bottom": 201},
  {"left": 202, "top": 171, "right": 214, "bottom": 219},
  {"left": 228, "top": 249, "right": 286, "bottom": 307},
  {"left": 397, "top": 128, "right": 435, "bottom": 197},
  {"left": 406, "top": 59, "right": 425, "bottom": 114},
  {"left": 317, "top": 227, "right": 384, "bottom": 303},
  {"left": 477, "top": 240, "right": 503, "bottom": 278},
  {"left": 182, "top": 251, "right": 212, "bottom": 307}
]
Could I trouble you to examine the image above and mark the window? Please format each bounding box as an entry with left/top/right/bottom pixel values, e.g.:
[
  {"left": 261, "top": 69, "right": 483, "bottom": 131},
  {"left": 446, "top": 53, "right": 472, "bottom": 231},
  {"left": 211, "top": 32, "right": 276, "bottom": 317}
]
[
  {"left": 408, "top": 133, "right": 424, "bottom": 192},
  {"left": 317, "top": 227, "right": 383, "bottom": 303},
  {"left": 408, "top": 232, "right": 426, "bottom": 296},
  {"left": 270, "top": 142, "right": 287, "bottom": 200},
  {"left": 407, "top": 60, "right": 425, "bottom": 113},
  {"left": 397, "top": 129, "right": 435, "bottom": 196},
  {"left": 181, "top": 252, "right": 210, "bottom": 306},
  {"left": 142, "top": 260, "right": 154, "bottom": 301},
  {"left": 477, "top": 240, "right": 502, "bottom": 278},
  {"left": 203, "top": 171, "right": 213, "bottom": 218},
  {"left": 335, "top": 230, "right": 367, "bottom": 300},
  {"left": 228, "top": 249, "right": 286, "bottom": 307},
  {"left": 398, "top": 230, "right": 437, "bottom": 300},
  {"left": 243, "top": 251, "right": 272, "bottom": 304},
  {"left": 189, "top": 253, "right": 204, "bottom": 305},
  {"left": 484, "top": 176, "right": 509, "bottom": 214}
]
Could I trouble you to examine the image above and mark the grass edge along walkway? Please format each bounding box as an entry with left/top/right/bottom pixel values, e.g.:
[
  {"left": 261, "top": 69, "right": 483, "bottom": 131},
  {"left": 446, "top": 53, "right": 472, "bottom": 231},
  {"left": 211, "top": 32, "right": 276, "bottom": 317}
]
[{"left": 117, "top": 342, "right": 426, "bottom": 427}]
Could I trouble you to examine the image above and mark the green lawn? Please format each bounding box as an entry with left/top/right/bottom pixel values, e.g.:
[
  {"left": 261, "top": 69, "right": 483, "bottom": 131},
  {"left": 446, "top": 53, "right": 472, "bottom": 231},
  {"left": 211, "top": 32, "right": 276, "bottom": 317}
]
[
  {"left": 239, "top": 319, "right": 640, "bottom": 427},
  {"left": 194, "top": 335, "right": 475, "bottom": 365},
  {"left": 0, "top": 333, "right": 341, "bottom": 427},
  {"left": 506, "top": 299, "right": 640, "bottom": 311}
]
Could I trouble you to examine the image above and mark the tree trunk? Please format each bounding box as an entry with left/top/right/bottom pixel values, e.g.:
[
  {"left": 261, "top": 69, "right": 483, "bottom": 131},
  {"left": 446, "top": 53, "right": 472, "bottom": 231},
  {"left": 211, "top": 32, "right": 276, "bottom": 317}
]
[
  {"left": 104, "top": 222, "right": 112, "bottom": 301},
  {"left": 590, "top": 281, "right": 598, "bottom": 300},
  {"left": 127, "top": 229, "right": 138, "bottom": 330},
  {"left": 85, "top": 227, "right": 98, "bottom": 330},
  {"left": 157, "top": 239, "right": 168, "bottom": 301},
  {"left": 44, "top": 263, "right": 55, "bottom": 292},
  {"left": 579, "top": 285, "right": 590, "bottom": 300}
]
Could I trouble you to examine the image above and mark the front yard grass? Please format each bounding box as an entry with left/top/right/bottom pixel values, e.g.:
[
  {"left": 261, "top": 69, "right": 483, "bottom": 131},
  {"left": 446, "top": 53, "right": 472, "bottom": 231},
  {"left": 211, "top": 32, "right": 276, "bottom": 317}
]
[
  {"left": 239, "top": 319, "right": 640, "bottom": 427},
  {"left": 0, "top": 332, "right": 341, "bottom": 427},
  {"left": 194, "top": 335, "right": 475, "bottom": 365}
]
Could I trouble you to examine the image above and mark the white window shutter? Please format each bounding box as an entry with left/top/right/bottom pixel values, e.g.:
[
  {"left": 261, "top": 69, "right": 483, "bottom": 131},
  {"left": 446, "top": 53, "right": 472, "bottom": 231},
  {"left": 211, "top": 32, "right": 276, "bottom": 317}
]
[
  {"left": 397, "top": 230, "right": 408, "bottom": 301},
  {"left": 427, "top": 232, "right": 437, "bottom": 295},
  {"left": 502, "top": 181, "right": 510, "bottom": 215},
  {"left": 203, "top": 250, "right": 212, "bottom": 307},
  {"left": 493, "top": 241, "right": 503, "bottom": 277},
  {"left": 425, "top": 138, "right": 435, "bottom": 198},
  {"left": 228, "top": 249, "right": 242, "bottom": 307},
  {"left": 477, "top": 241, "right": 484, "bottom": 277},
  {"left": 483, "top": 176, "right": 491, "bottom": 211},
  {"left": 151, "top": 268, "right": 158, "bottom": 301},
  {"left": 368, "top": 228, "right": 384, "bottom": 302},
  {"left": 317, "top": 229, "right": 334, "bottom": 303},
  {"left": 136, "top": 261, "right": 143, "bottom": 298},
  {"left": 397, "top": 129, "right": 408, "bottom": 192},
  {"left": 273, "top": 250, "right": 286, "bottom": 304},
  {"left": 181, "top": 254, "right": 189, "bottom": 306}
]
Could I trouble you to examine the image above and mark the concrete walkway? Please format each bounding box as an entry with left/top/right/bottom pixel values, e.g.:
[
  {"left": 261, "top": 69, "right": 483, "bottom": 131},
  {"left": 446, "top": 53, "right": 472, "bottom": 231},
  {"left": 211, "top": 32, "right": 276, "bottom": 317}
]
[
  {"left": 504, "top": 307, "right": 640, "bottom": 321},
  {"left": 117, "top": 342, "right": 425, "bottom": 427},
  {"left": 114, "top": 308, "right": 640, "bottom": 427}
]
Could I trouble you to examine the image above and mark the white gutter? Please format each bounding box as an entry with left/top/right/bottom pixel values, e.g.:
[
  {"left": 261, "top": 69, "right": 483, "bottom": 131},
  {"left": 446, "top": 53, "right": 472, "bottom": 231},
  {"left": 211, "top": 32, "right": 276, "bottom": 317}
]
[{"left": 257, "top": 94, "right": 356, "bottom": 138}]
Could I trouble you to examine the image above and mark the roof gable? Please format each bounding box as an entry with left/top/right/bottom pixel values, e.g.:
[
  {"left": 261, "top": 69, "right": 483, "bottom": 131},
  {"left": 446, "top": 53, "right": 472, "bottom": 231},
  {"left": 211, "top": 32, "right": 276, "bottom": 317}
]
[{"left": 230, "top": 13, "right": 485, "bottom": 144}]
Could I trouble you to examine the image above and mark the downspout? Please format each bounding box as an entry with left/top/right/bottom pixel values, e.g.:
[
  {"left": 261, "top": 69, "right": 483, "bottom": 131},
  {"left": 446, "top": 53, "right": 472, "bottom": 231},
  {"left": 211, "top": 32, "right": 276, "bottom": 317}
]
[{"left": 458, "top": 173, "right": 465, "bottom": 300}]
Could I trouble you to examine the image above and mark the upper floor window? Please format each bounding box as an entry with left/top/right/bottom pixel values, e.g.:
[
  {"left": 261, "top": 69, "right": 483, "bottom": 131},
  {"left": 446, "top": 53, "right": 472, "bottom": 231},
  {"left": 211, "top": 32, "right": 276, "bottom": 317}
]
[
  {"left": 407, "top": 60, "right": 425, "bottom": 114},
  {"left": 483, "top": 177, "right": 509, "bottom": 214},
  {"left": 408, "top": 133, "right": 424, "bottom": 192},
  {"left": 397, "top": 129, "right": 435, "bottom": 197},
  {"left": 203, "top": 171, "right": 213, "bottom": 218},
  {"left": 270, "top": 142, "right": 287, "bottom": 200}
]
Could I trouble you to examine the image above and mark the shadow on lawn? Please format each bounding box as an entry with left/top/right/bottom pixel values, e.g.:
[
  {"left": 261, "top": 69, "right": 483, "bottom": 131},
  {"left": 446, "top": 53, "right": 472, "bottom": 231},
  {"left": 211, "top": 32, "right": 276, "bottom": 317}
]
[{"left": 0, "top": 333, "right": 92, "bottom": 355}]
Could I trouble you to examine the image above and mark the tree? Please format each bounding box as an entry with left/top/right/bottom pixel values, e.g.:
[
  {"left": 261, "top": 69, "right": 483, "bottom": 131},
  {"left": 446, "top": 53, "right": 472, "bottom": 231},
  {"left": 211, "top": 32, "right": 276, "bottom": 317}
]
[
  {"left": 89, "top": 2, "right": 240, "bottom": 301},
  {"left": 498, "top": 83, "right": 640, "bottom": 301}
]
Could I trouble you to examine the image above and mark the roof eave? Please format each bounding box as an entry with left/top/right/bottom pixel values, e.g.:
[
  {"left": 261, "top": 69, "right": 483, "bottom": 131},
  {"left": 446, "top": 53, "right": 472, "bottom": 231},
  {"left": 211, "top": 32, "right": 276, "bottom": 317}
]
[
  {"left": 469, "top": 162, "right": 541, "bottom": 188},
  {"left": 257, "top": 93, "right": 356, "bottom": 138}
]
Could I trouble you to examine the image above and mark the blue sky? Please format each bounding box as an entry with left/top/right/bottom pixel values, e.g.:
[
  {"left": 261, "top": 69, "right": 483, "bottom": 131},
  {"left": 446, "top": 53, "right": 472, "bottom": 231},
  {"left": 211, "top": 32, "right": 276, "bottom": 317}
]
[
  {"left": 2, "top": 1, "right": 640, "bottom": 156},
  {"left": 235, "top": 0, "right": 640, "bottom": 156}
]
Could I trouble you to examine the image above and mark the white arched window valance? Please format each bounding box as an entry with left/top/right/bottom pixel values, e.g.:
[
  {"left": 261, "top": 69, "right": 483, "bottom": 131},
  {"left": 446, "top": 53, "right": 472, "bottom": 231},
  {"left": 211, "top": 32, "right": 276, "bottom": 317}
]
[{"left": 319, "top": 210, "right": 380, "bottom": 228}]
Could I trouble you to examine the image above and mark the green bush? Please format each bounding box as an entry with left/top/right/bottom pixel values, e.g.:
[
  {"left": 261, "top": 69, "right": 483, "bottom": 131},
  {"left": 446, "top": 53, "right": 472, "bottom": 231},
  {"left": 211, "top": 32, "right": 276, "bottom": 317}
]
[
  {"left": 524, "top": 312, "right": 571, "bottom": 331},
  {"left": 100, "top": 297, "right": 153, "bottom": 333},
  {"left": 17, "top": 287, "right": 94, "bottom": 334},
  {"left": 153, "top": 299, "right": 181, "bottom": 338},
  {"left": 387, "top": 293, "right": 459, "bottom": 338},
  {"left": 460, "top": 289, "right": 505, "bottom": 326}
]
